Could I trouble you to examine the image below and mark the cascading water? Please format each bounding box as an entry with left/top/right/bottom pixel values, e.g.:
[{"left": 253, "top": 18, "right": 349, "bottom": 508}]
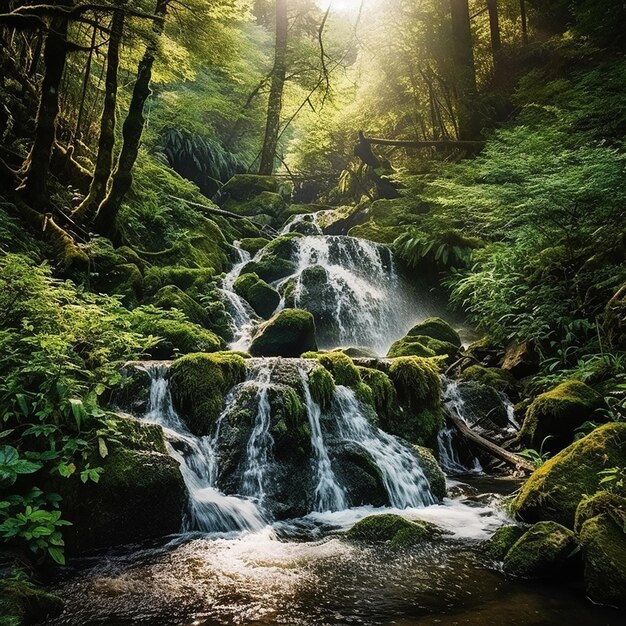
[
  {"left": 140, "top": 363, "right": 266, "bottom": 533},
  {"left": 299, "top": 367, "right": 347, "bottom": 512},
  {"left": 334, "top": 386, "right": 435, "bottom": 508}
]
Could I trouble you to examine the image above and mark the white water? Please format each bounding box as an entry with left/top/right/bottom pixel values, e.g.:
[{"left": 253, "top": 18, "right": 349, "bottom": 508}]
[
  {"left": 140, "top": 363, "right": 266, "bottom": 533},
  {"left": 334, "top": 386, "right": 435, "bottom": 508},
  {"left": 299, "top": 367, "right": 347, "bottom": 512}
]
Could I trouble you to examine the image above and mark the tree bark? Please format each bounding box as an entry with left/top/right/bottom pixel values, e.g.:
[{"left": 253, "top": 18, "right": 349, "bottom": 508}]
[
  {"left": 449, "top": 0, "right": 480, "bottom": 141},
  {"left": 486, "top": 0, "right": 502, "bottom": 73},
  {"left": 18, "top": 0, "right": 73, "bottom": 209},
  {"left": 93, "top": 0, "right": 168, "bottom": 240},
  {"left": 73, "top": 2, "right": 126, "bottom": 222},
  {"left": 258, "top": 0, "right": 288, "bottom": 175},
  {"left": 519, "top": 0, "right": 528, "bottom": 45}
]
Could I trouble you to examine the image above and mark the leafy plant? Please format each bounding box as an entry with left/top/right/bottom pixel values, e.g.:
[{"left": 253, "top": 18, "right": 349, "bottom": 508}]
[{"left": 598, "top": 467, "right": 626, "bottom": 493}]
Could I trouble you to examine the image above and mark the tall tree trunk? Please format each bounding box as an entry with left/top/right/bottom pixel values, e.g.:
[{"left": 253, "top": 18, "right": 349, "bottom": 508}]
[
  {"left": 486, "top": 0, "right": 502, "bottom": 73},
  {"left": 73, "top": 3, "right": 126, "bottom": 222},
  {"left": 18, "top": 0, "right": 73, "bottom": 208},
  {"left": 93, "top": 0, "right": 168, "bottom": 240},
  {"left": 519, "top": 0, "right": 528, "bottom": 45},
  {"left": 449, "top": 0, "right": 480, "bottom": 141},
  {"left": 73, "top": 20, "right": 98, "bottom": 144},
  {"left": 258, "top": 0, "right": 288, "bottom": 175}
]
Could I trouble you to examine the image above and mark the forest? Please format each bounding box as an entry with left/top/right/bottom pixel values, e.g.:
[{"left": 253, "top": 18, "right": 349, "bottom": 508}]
[{"left": 0, "top": 0, "right": 625, "bottom": 624}]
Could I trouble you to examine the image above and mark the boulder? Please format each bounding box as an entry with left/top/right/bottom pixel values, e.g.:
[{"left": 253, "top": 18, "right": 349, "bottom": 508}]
[
  {"left": 463, "top": 336, "right": 504, "bottom": 368},
  {"left": 484, "top": 525, "right": 526, "bottom": 561},
  {"left": 579, "top": 513, "right": 626, "bottom": 607},
  {"left": 458, "top": 365, "right": 514, "bottom": 392},
  {"left": 511, "top": 422, "right": 626, "bottom": 528},
  {"left": 0, "top": 581, "right": 64, "bottom": 625},
  {"left": 249, "top": 309, "right": 318, "bottom": 357},
  {"left": 502, "top": 341, "right": 539, "bottom": 378},
  {"left": 347, "top": 513, "right": 443, "bottom": 548},
  {"left": 224, "top": 191, "right": 286, "bottom": 218},
  {"left": 220, "top": 174, "right": 280, "bottom": 201},
  {"left": 414, "top": 445, "right": 447, "bottom": 500},
  {"left": 405, "top": 317, "right": 462, "bottom": 348},
  {"left": 454, "top": 381, "right": 510, "bottom": 430},
  {"left": 238, "top": 237, "right": 270, "bottom": 255},
  {"left": 575, "top": 491, "right": 626, "bottom": 534},
  {"left": 502, "top": 521, "right": 579, "bottom": 578},
  {"left": 519, "top": 380, "right": 602, "bottom": 453},
  {"left": 150, "top": 284, "right": 212, "bottom": 328},
  {"left": 233, "top": 272, "right": 280, "bottom": 319}
]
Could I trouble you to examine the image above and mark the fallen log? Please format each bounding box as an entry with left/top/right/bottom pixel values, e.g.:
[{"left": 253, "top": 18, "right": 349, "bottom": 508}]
[
  {"left": 446, "top": 411, "right": 534, "bottom": 472},
  {"left": 363, "top": 135, "right": 485, "bottom": 149}
]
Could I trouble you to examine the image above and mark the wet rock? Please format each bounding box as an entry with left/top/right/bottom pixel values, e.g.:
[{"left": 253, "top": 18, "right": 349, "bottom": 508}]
[
  {"left": 238, "top": 237, "right": 270, "bottom": 255},
  {"left": 503, "top": 521, "right": 579, "bottom": 578},
  {"left": 519, "top": 380, "right": 602, "bottom": 453},
  {"left": 502, "top": 341, "right": 539, "bottom": 378},
  {"left": 346, "top": 513, "right": 444, "bottom": 547},
  {"left": 249, "top": 309, "right": 318, "bottom": 357},
  {"left": 233, "top": 272, "right": 280, "bottom": 319},
  {"left": 484, "top": 525, "right": 526, "bottom": 561},
  {"left": 406, "top": 317, "right": 462, "bottom": 348},
  {"left": 413, "top": 445, "right": 447, "bottom": 500},
  {"left": 458, "top": 365, "right": 514, "bottom": 393},
  {"left": 455, "top": 381, "right": 509, "bottom": 430},
  {"left": 511, "top": 423, "right": 626, "bottom": 528},
  {"left": 462, "top": 336, "right": 504, "bottom": 368}
]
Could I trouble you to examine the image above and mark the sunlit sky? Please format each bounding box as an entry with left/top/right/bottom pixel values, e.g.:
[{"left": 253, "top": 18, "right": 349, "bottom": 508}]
[{"left": 316, "top": 0, "right": 368, "bottom": 16}]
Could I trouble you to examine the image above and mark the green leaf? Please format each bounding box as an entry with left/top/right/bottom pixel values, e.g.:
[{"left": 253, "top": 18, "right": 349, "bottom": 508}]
[
  {"left": 69, "top": 399, "right": 86, "bottom": 431},
  {"left": 98, "top": 438, "right": 108, "bottom": 459},
  {"left": 48, "top": 546, "right": 65, "bottom": 565},
  {"left": 15, "top": 394, "right": 29, "bottom": 417}
]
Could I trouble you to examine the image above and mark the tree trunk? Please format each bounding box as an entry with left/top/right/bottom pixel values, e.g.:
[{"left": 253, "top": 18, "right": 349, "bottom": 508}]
[
  {"left": 519, "top": 0, "right": 528, "bottom": 45},
  {"left": 486, "top": 0, "right": 502, "bottom": 73},
  {"left": 449, "top": 0, "right": 480, "bottom": 141},
  {"left": 73, "top": 3, "right": 126, "bottom": 222},
  {"left": 18, "top": 0, "right": 73, "bottom": 209},
  {"left": 93, "top": 0, "right": 168, "bottom": 240},
  {"left": 73, "top": 20, "right": 98, "bottom": 144},
  {"left": 258, "top": 0, "right": 288, "bottom": 175}
]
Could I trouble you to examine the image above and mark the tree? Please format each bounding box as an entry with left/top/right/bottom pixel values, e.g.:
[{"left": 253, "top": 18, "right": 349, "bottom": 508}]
[
  {"left": 486, "top": 0, "right": 502, "bottom": 73},
  {"left": 258, "top": 0, "right": 288, "bottom": 175}
]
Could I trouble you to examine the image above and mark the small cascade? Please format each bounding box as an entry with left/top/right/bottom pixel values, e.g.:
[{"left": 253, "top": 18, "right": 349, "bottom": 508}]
[
  {"left": 241, "top": 363, "right": 274, "bottom": 502},
  {"left": 140, "top": 363, "right": 266, "bottom": 533},
  {"left": 334, "top": 386, "right": 435, "bottom": 508},
  {"left": 299, "top": 368, "right": 347, "bottom": 512},
  {"left": 280, "top": 212, "right": 323, "bottom": 235}
]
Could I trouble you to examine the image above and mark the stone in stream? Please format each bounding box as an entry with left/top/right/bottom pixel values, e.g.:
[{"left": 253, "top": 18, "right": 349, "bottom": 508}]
[
  {"left": 233, "top": 272, "right": 280, "bottom": 319},
  {"left": 346, "top": 513, "right": 445, "bottom": 548},
  {"left": 249, "top": 309, "right": 318, "bottom": 357}
]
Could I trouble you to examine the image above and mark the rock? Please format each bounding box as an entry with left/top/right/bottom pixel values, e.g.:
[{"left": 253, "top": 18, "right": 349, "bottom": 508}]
[
  {"left": 502, "top": 521, "right": 579, "bottom": 578},
  {"left": 519, "top": 380, "right": 602, "bottom": 453},
  {"left": 463, "top": 336, "right": 504, "bottom": 368},
  {"left": 233, "top": 272, "right": 280, "bottom": 319},
  {"left": 458, "top": 365, "right": 514, "bottom": 392},
  {"left": 333, "top": 346, "right": 378, "bottom": 358},
  {"left": 502, "top": 341, "right": 539, "bottom": 378},
  {"left": 388, "top": 333, "right": 459, "bottom": 360},
  {"left": 484, "top": 525, "right": 526, "bottom": 561},
  {"left": 170, "top": 352, "right": 248, "bottom": 435},
  {"left": 150, "top": 284, "right": 213, "bottom": 328},
  {"left": 511, "top": 423, "right": 626, "bottom": 528},
  {"left": 406, "top": 317, "right": 462, "bottom": 348},
  {"left": 224, "top": 191, "right": 286, "bottom": 218},
  {"left": 579, "top": 513, "right": 626, "bottom": 607},
  {"left": 455, "top": 381, "right": 510, "bottom": 430},
  {"left": 243, "top": 255, "right": 297, "bottom": 283},
  {"left": 249, "top": 309, "right": 318, "bottom": 357},
  {"left": 308, "top": 364, "right": 336, "bottom": 410},
  {"left": 220, "top": 174, "right": 281, "bottom": 201},
  {"left": 414, "top": 445, "right": 447, "bottom": 500},
  {"left": 347, "top": 513, "right": 443, "bottom": 548},
  {"left": 0, "top": 581, "right": 64, "bottom": 625},
  {"left": 238, "top": 237, "right": 270, "bottom": 255},
  {"left": 574, "top": 491, "right": 626, "bottom": 534},
  {"left": 333, "top": 445, "right": 388, "bottom": 507}
]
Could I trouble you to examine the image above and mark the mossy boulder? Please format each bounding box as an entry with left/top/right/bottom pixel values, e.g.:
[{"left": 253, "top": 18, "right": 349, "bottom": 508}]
[
  {"left": 308, "top": 364, "right": 336, "bottom": 410},
  {"left": 387, "top": 336, "right": 436, "bottom": 358},
  {"left": 224, "top": 191, "right": 286, "bottom": 218},
  {"left": 238, "top": 237, "right": 270, "bottom": 255},
  {"left": 579, "top": 512, "right": 626, "bottom": 607},
  {"left": 414, "top": 445, "right": 446, "bottom": 500},
  {"left": 519, "top": 380, "right": 603, "bottom": 452},
  {"left": 358, "top": 366, "right": 396, "bottom": 423},
  {"left": 242, "top": 254, "right": 297, "bottom": 283},
  {"left": 348, "top": 221, "right": 405, "bottom": 244},
  {"left": 459, "top": 365, "right": 514, "bottom": 392},
  {"left": 233, "top": 272, "right": 280, "bottom": 319},
  {"left": 170, "top": 352, "right": 247, "bottom": 435},
  {"left": 454, "top": 381, "right": 510, "bottom": 430},
  {"left": 502, "top": 341, "right": 539, "bottom": 378},
  {"left": 143, "top": 266, "right": 215, "bottom": 297},
  {"left": 150, "top": 285, "right": 212, "bottom": 328},
  {"left": 347, "top": 514, "right": 443, "bottom": 548},
  {"left": 303, "top": 351, "right": 361, "bottom": 386},
  {"left": 249, "top": 309, "right": 317, "bottom": 357},
  {"left": 511, "top": 423, "right": 626, "bottom": 528},
  {"left": 220, "top": 174, "right": 280, "bottom": 201},
  {"left": 502, "top": 521, "right": 579, "bottom": 579},
  {"left": 0, "top": 581, "right": 64, "bottom": 626},
  {"left": 406, "top": 317, "right": 461, "bottom": 348},
  {"left": 484, "top": 525, "right": 526, "bottom": 561},
  {"left": 575, "top": 491, "right": 626, "bottom": 534}
]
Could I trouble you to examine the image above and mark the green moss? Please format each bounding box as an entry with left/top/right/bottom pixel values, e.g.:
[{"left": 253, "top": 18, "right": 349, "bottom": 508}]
[
  {"left": 221, "top": 174, "right": 280, "bottom": 201},
  {"left": 249, "top": 309, "right": 317, "bottom": 357},
  {"left": 575, "top": 491, "right": 626, "bottom": 534},
  {"left": 357, "top": 366, "right": 396, "bottom": 421},
  {"left": 0, "top": 581, "right": 64, "bottom": 626},
  {"left": 484, "top": 525, "right": 526, "bottom": 561},
  {"left": 282, "top": 203, "right": 332, "bottom": 219},
  {"left": 367, "top": 197, "right": 428, "bottom": 226},
  {"left": 308, "top": 364, "right": 336, "bottom": 410},
  {"left": 109, "top": 413, "right": 168, "bottom": 454},
  {"left": 388, "top": 356, "right": 442, "bottom": 408},
  {"left": 387, "top": 337, "right": 436, "bottom": 358},
  {"left": 269, "top": 385, "right": 311, "bottom": 462},
  {"left": 459, "top": 365, "right": 514, "bottom": 392},
  {"left": 579, "top": 513, "right": 626, "bottom": 607},
  {"left": 333, "top": 346, "right": 378, "bottom": 358},
  {"left": 242, "top": 256, "right": 297, "bottom": 283},
  {"left": 414, "top": 445, "right": 447, "bottom": 500},
  {"left": 347, "top": 513, "right": 443, "bottom": 548},
  {"left": 261, "top": 232, "right": 303, "bottom": 258},
  {"left": 224, "top": 191, "right": 286, "bottom": 218},
  {"left": 150, "top": 285, "right": 212, "bottom": 327},
  {"left": 512, "top": 422, "right": 626, "bottom": 528},
  {"left": 233, "top": 272, "right": 280, "bottom": 319},
  {"left": 503, "top": 521, "right": 579, "bottom": 579},
  {"left": 170, "top": 352, "right": 247, "bottom": 435},
  {"left": 304, "top": 351, "right": 361, "bottom": 386},
  {"left": 406, "top": 317, "right": 461, "bottom": 347},
  {"left": 239, "top": 237, "right": 270, "bottom": 255},
  {"left": 519, "top": 380, "right": 603, "bottom": 452},
  {"left": 143, "top": 266, "right": 215, "bottom": 297},
  {"left": 348, "top": 221, "right": 405, "bottom": 244}
]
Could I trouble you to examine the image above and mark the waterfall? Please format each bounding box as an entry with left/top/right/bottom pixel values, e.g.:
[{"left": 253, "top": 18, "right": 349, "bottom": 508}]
[
  {"left": 140, "top": 363, "right": 266, "bottom": 533},
  {"left": 299, "top": 368, "right": 347, "bottom": 512},
  {"left": 334, "top": 386, "right": 435, "bottom": 508}
]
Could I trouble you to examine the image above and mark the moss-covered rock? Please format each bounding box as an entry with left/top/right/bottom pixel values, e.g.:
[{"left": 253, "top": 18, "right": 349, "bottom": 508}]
[
  {"left": 150, "top": 285, "right": 212, "bottom": 328},
  {"left": 484, "top": 525, "right": 526, "bottom": 561},
  {"left": 143, "top": 266, "right": 215, "bottom": 297},
  {"left": 574, "top": 491, "right": 626, "bottom": 534},
  {"left": 579, "top": 513, "right": 626, "bottom": 607},
  {"left": 414, "top": 445, "right": 446, "bottom": 500},
  {"left": 454, "top": 381, "right": 510, "bottom": 430},
  {"left": 388, "top": 357, "right": 442, "bottom": 408},
  {"left": 502, "top": 341, "right": 539, "bottom": 378},
  {"left": 220, "top": 174, "right": 280, "bottom": 201},
  {"left": 406, "top": 317, "right": 462, "bottom": 348},
  {"left": 0, "top": 581, "right": 64, "bottom": 626},
  {"left": 249, "top": 309, "right": 317, "bottom": 357},
  {"left": 511, "top": 423, "right": 626, "bottom": 528},
  {"left": 348, "top": 221, "right": 405, "bottom": 244},
  {"left": 334, "top": 346, "right": 378, "bottom": 358},
  {"left": 308, "top": 364, "right": 336, "bottom": 410},
  {"left": 387, "top": 336, "right": 436, "bottom": 358},
  {"left": 303, "top": 351, "right": 361, "bottom": 386},
  {"left": 519, "top": 380, "right": 603, "bottom": 453},
  {"left": 502, "top": 521, "right": 579, "bottom": 579},
  {"left": 358, "top": 366, "right": 396, "bottom": 422},
  {"left": 238, "top": 237, "right": 270, "bottom": 255},
  {"left": 224, "top": 191, "right": 286, "bottom": 218},
  {"left": 242, "top": 256, "right": 297, "bottom": 283},
  {"left": 233, "top": 272, "right": 280, "bottom": 319},
  {"left": 459, "top": 365, "right": 514, "bottom": 392},
  {"left": 170, "top": 352, "right": 247, "bottom": 435},
  {"left": 347, "top": 513, "right": 443, "bottom": 548}
]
